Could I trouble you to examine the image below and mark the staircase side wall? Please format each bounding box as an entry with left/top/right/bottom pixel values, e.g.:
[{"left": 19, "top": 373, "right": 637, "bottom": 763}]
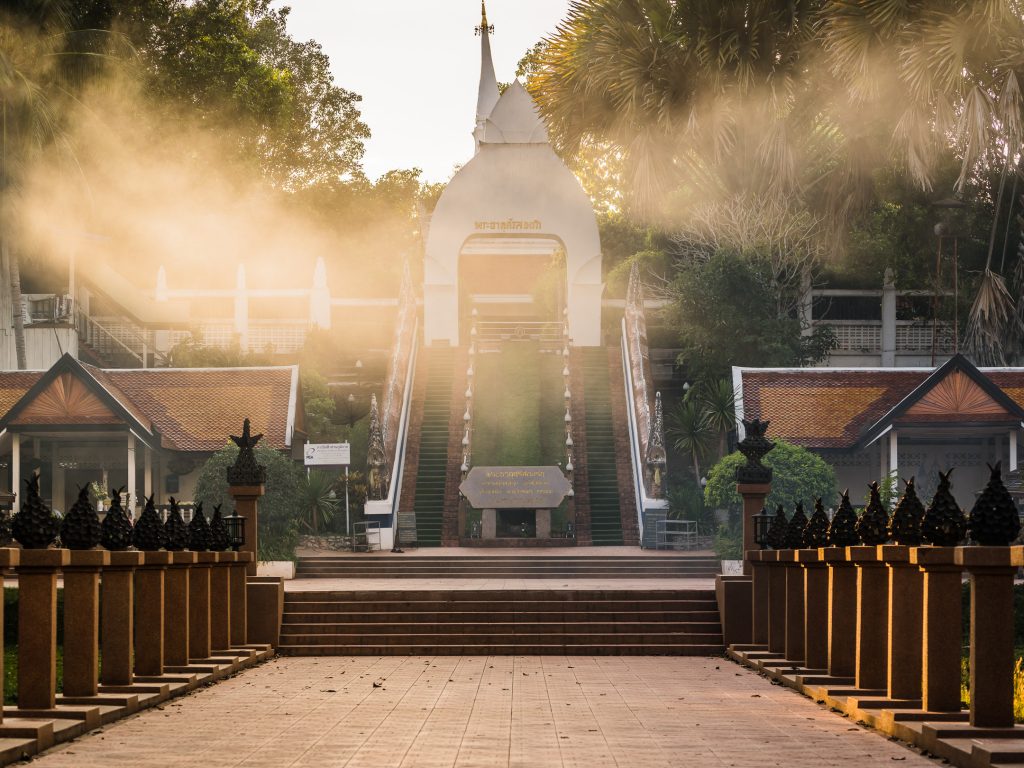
[
  {"left": 397, "top": 348, "right": 430, "bottom": 542},
  {"left": 568, "top": 351, "right": 593, "bottom": 545},
  {"left": 606, "top": 346, "right": 640, "bottom": 546}
]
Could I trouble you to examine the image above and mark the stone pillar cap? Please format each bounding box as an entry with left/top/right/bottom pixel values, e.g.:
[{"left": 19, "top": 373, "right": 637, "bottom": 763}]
[
  {"left": 818, "top": 547, "right": 851, "bottom": 562},
  {"left": 910, "top": 546, "right": 959, "bottom": 566},
  {"left": 796, "top": 550, "right": 821, "bottom": 563},
  {"left": 140, "top": 551, "right": 173, "bottom": 567},
  {"left": 846, "top": 545, "right": 884, "bottom": 563},
  {"left": 194, "top": 552, "right": 219, "bottom": 564},
  {"left": 65, "top": 550, "right": 111, "bottom": 568},
  {"left": 0, "top": 547, "right": 19, "bottom": 568},
  {"left": 17, "top": 548, "right": 70, "bottom": 568},
  {"left": 227, "top": 485, "right": 265, "bottom": 497},
  {"left": 214, "top": 552, "right": 238, "bottom": 563},
  {"left": 879, "top": 544, "right": 912, "bottom": 563},
  {"left": 955, "top": 545, "right": 1024, "bottom": 569},
  {"left": 169, "top": 551, "right": 198, "bottom": 565},
  {"left": 235, "top": 552, "right": 254, "bottom": 564},
  {"left": 735, "top": 482, "right": 771, "bottom": 494},
  {"left": 107, "top": 550, "right": 144, "bottom": 568},
  {"left": 775, "top": 549, "right": 797, "bottom": 562}
]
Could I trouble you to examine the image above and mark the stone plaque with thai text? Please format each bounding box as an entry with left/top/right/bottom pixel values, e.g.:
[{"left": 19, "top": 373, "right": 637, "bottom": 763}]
[{"left": 460, "top": 466, "right": 571, "bottom": 509}]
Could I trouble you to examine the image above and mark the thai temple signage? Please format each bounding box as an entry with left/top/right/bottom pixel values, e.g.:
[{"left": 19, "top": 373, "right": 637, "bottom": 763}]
[
  {"left": 473, "top": 219, "right": 543, "bottom": 232},
  {"left": 460, "top": 466, "right": 571, "bottom": 509}
]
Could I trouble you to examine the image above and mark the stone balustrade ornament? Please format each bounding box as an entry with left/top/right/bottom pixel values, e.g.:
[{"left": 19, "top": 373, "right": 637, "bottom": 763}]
[
  {"left": 188, "top": 501, "right": 212, "bottom": 551},
  {"left": 857, "top": 481, "right": 890, "bottom": 545},
  {"left": 766, "top": 504, "right": 788, "bottom": 550},
  {"left": 968, "top": 461, "right": 1021, "bottom": 545},
  {"left": 101, "top": 488, "right": 134, "bottom": 550},
  {"left": 227, "top": 418, "right": 267, "bottom": 486},
  {"left": 12, "top": 474, "right": 59, "bottom": 549},
  {"left": 827, "top": 489, "right": 860, "bottom": 547},
  {"left": 132, "top": 494, "right": 166, "bottom": 551},
  {"left": 921, "top": 469, "right": 966, "bottom": 546},
  {"left": 60, "top": 485, "right": 102, "bottom": 550},
  {"left": 804, "top": 498, "right": 830, "bottom": 548},
  {"left": 209, "top": 503, "right": 231, "bottom": 550},
  {"left": 889, "top": 476, "right": 925, "bottom": 545},
  {"left": 644, "top": 391, "right": 667, "bottom": 498},
  {"left": 784, "top": 502, "right": 809, "bottom": 549},
  {"left": 736, "top": 418, "right": 774, "bottom": 484},
  {"left": 366, "top": 393, "right": 389, "bottom": 501},
  {"left": 163, "top": 496, "right": 189, "bottom": 551}
]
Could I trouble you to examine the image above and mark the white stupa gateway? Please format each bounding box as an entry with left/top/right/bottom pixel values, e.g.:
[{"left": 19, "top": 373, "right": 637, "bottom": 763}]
[{"left": 423, "top": 3, "right": 603, "bottom": 347}]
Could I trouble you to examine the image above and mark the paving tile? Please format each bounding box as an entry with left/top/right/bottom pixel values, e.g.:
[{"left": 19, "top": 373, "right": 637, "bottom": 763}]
[{"left": 27, "top": 656, "right": 943, "bottom": 768}]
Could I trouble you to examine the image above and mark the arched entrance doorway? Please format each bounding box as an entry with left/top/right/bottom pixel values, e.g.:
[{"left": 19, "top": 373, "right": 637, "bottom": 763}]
[{"left": 458, "top": 234, "right": 566, "bottom": 346}]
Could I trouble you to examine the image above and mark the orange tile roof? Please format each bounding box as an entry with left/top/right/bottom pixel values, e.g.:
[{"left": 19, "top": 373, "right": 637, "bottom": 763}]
[
  {"left": 104, "top": 368, "right": 296, "bottom": 452},
  {"left": 0, "top": 365, "right": 297, "bottom": 453},
  {"left": 0, "top": 373, "right": 42, "bottom": 417},
  {"left": 739, "top": 367, "right": 1024, "bottom": 449}
]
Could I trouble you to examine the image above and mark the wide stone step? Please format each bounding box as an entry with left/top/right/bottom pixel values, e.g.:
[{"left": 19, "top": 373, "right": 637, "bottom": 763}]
[
  {"left": 282, "top": 610, "right": 722, "bottom": 623},
  {"left": 278, "top": 643, "right": 723, "bottom": 656},
  {"left": 282, "top": 620, "right": 721, "bottom": 635},
  {"left": 279, "top": 630, "right": 724, "bottom": 646}
]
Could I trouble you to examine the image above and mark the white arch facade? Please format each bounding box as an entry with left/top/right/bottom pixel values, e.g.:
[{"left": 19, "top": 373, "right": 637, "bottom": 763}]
[{"left": 423, "top": 142, "right": 603, "bottom": 347}]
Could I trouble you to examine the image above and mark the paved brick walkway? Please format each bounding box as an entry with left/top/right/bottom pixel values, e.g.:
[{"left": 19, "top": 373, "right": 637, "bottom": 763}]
[{"left": 31, "top": 657, "right": 939, "bottom": 767}]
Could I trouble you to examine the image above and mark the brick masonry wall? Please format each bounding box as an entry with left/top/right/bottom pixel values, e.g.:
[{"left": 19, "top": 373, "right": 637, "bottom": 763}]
[
  {"left": 606, "top": 346, "right": 640, "bottom": 546},
  {"left": 568, "top": 350, "right": 593, "bottom": 546},
  {"left": 441, "top": 348, "right": 469, "bottom": 545}
]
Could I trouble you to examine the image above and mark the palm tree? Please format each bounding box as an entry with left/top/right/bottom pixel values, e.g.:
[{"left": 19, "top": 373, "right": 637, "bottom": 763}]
[
  {"left": 667, "top": 396, "right": 715, "bottom": 483},
  {"left": 699, "top": 379, "right": 735, "bottom": 460}
]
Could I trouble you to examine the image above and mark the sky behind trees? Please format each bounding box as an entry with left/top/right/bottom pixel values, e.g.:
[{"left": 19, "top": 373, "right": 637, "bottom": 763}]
[{"left": 273, "top": 1, "right": 570, "bottom": 183}]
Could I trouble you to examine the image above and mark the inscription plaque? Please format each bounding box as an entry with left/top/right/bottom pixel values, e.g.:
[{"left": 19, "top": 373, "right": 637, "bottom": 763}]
[{"left": 460, "top": 466, "right": 571, "bottom": 509}]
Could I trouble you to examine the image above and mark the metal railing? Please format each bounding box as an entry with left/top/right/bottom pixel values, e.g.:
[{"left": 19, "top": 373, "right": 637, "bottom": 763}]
[
  {"left": 475, "top": 321, "right": 564, "bottom": 346},
  {"left": 75, "top": 308, "right": 152, "bottom": 367}
]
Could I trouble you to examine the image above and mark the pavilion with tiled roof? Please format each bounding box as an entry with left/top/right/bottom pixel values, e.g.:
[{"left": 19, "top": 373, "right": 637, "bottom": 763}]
[
  {"left": 0, "top": 354, "right": 303, "bottom": 514},
  {"left": 733, "top": 354, "right": 1024, "bottom": 507}
]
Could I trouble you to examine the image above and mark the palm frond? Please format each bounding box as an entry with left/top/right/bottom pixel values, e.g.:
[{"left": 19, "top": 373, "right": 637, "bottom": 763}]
[{"left": 964, "top": 268, "right": 1022, "bottom": 366}]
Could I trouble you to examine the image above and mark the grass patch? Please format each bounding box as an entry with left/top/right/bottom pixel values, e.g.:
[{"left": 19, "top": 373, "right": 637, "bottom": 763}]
[{"left": 472, "top": 343, "right": 565, "bottom": 467}]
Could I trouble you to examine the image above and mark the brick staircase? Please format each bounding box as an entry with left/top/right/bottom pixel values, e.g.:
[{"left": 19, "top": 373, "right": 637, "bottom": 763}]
[
  {"left": 406, "top": 348, "right": 455, "bottom": 546},
  {"left": 580, "top": 348, "right": 624, "bottom": 545},
  {"left": 278, "top": 587, "right": 723, "bottom": 656},
  {"left": 294, "top": 553, "right": 720, "bottom": 578}
]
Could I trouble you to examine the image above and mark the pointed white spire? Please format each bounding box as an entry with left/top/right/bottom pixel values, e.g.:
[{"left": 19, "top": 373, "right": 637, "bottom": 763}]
[
  {"left": 310, "top": 256, "right": 331, "bottom": 329},
  {"left": 474, "top": 1, "right": 499, "bottom": 150},
  {"left": 155, "top": 265, "right": 168, "bottom": 302}
]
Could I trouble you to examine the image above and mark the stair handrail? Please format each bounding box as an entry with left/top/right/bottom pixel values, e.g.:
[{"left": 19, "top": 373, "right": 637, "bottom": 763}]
[
  {"left": 621, "top": 317, "right": 669, "bottom": 546},
  {"left": 75, "top": 307, "right": 171, "bottom": 368},
  {"left": 76, "top": 306, "right": 145, "bottom": 367}
]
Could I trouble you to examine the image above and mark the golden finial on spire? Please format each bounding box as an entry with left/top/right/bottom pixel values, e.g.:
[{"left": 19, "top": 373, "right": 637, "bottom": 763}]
[{"left": 476, "top": 0, "right": 494, "bottom": 36}]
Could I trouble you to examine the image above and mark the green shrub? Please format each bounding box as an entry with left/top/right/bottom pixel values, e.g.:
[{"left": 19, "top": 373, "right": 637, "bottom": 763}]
[
  {"left": 704, "top": 439, "right": 837, "bottom": 514},
  {"left": 193, "top": 444, "right": 302, "bottom": 561}
]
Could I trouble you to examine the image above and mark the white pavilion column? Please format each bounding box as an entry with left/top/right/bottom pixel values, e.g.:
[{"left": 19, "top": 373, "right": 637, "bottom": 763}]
[
  {"left": 10, "top": 433, "right": 20, "bottom": 506},
  {"left": 234, "top": 264, "right": 249, "bottom": 351},
  {"left": 889, "top": 430, "right": 899, "bottom": 480},
  {"left": 1010, "top": 430, "right": 1019, "bottom": 473},
  {"left": 143, "top": 444, "right": 153, "bottom": 513},
  {"left": 126, "top": 434, "right": 136, "bottom": 514},
  {"left": 50, "top": 448, "right": 65, "bottom": 514}
]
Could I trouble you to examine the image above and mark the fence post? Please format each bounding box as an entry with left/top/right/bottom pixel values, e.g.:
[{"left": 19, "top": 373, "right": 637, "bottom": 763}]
[
  {"left": 782, "top": 550, "right": 805, "bottom": 664},
  {"left": 911, "top": 546, "right": 962, "bottom": 712},
  {"left": 62, "top": 550, "right": 109, "bottom": 697},
  {"left": 17, "top": 549, "right": 70, "bottom": 709},
  {"left": 164, "top": 552, "right": 197, "bottom": 668},
  {"left": 210, "top": 552, "right": 235, "bottom": 653},
  {"left": 226, "top": 419, "right": 267, "bottom": 578},
  {"left": 100, "top": 551, "right": 144, "bottom": 687},
  {"left": 881, "top": 545, "right": 923, "bottom": 701},
  {"left": 134, "top": 552, "right": 171, "bottom": 677},
  {"left": 800, "top": 549, "right": 828, "bottom": 671},
  {"left": 821, "top": 547, "right": 856, "bottom": 679},
  {"left": 189, "top": 553, "right": 216, "bottom": 661},
  {"left": 850, "top": 545, "right": 889, "bottom": 691},
  {"left": 749, "top": 551, "right": 769, "bottom": 646},
  {"left": 766, "top": 552, "right": 786, "bottom": 655},
  {"left": 955, "top": 546, "right": 1022, "bottom": 727},
  {"left": 230, "top": 553, "right": 249, "bottom": 647}
]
